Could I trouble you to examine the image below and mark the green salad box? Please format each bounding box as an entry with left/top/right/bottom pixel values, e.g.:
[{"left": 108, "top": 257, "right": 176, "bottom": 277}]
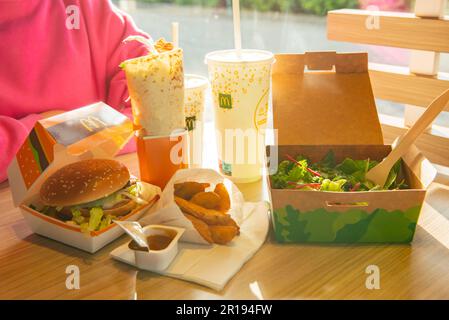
[{"left": 267, "top": 52, "right": 436, "bottom": 244}]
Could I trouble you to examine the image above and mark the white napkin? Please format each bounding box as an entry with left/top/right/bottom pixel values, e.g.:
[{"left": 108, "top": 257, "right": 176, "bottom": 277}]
[{"left": 110, "top": 200, "right": 269, "bottom": 291}]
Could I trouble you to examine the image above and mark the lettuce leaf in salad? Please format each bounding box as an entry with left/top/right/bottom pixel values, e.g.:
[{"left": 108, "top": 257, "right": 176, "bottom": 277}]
[
  {"left": 271, "top": 150, "right": 408, "bottom": 191},
  {"left": 315, "top": 149, "right": 336, "bottom": 169},
  {"left": 270, "top": 160, "right": 295, "bottom": 189},
  {"left": 286, "top": 159, "right": 314, "bottom": 184},
  {"left": 320, "top": 178, "right": 347, "bottom": 192},
  {"left": 384, "top": 160, "right": 407, "bottom": 190}
]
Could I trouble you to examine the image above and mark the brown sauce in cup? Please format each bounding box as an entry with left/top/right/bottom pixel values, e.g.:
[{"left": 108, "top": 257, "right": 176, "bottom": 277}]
[
  {"left": 129, "top": 229, "right": 177, "bottom": 251},
  {"left": 146, "top": 234, "right": 173, "bottom": 251}
]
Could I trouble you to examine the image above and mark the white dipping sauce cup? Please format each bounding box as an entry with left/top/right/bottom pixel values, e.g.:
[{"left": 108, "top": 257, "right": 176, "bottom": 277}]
[{"left": 130, "top": 225, "right": 185, "bottom": 272}]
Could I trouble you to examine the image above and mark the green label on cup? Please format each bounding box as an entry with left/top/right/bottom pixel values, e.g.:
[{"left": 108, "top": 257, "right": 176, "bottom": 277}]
[
  {"left": 219, "top": 93, "right": 232, "bottom": 109},
  {"left": 219, "top": 160, "right": 232, "bottom": 176}
]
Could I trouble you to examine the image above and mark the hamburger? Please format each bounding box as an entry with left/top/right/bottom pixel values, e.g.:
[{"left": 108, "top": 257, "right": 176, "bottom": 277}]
[{"left": 32, "top": 159, "right": 155, "bottom": 233}]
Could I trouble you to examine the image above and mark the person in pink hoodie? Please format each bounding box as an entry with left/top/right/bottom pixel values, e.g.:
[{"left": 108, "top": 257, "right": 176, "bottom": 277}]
[{"left": 0, "top": 0, "right": 150, "bottom": 182}]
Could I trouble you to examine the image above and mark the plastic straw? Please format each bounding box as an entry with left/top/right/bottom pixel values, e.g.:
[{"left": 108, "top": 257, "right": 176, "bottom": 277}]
[
  {"left": 172, "top": 22, "right": 179, "bottom": 48},
  {"left": 232, "top": 0, "right": 242, "bottom": 58}
]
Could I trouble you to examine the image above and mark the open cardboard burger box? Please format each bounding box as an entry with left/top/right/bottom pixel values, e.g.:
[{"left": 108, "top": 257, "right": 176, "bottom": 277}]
[
  {"left": 266, "top": 52, "right": 436, "bottom": 244},
  {"left": 7, "top": 102, "right": 158, "bottom": 253}
]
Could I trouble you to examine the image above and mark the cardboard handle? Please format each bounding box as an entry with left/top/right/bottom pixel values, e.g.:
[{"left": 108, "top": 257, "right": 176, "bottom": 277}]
[
  {"left": 273, "top": 52, "right": 368, "bottom": 75},
  {"left": 305, "top": 51, "right": 336, "bottom": 71},
  {"left": 325, "top": 200, "right": 369, "bottom": 208},
  {"left": 304, "top": 52, "right": 368, "bottom": 73}
]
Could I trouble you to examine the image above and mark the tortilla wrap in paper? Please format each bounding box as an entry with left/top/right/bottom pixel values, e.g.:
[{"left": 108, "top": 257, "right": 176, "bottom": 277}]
[{"left": 122, "top": 48, "right": 185, "bottom": 136}]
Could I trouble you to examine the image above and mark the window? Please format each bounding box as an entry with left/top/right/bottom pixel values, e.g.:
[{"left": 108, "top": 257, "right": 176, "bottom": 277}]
[{"left": 115, "top": 0, "right": 449, "bottom": 128}]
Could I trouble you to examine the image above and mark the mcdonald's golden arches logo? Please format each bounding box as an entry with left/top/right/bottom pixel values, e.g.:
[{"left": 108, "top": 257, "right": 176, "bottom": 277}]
[
  {"left": 80, "top": 116, "right": 107, "bottom": 132},
  {"left": 219, "top": 93, "right": 232, "bottom": 109}
]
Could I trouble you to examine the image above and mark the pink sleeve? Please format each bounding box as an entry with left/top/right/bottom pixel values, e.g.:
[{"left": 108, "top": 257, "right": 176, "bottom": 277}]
[
  {"left": 98, "top": 2, "right": 150, "bottom": 155},
  {"left": 0, "top": 114, "right": 42, "bottom": 182}
]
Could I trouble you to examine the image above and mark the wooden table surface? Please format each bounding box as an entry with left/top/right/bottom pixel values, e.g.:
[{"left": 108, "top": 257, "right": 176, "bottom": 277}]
[{"left": 2, "top": 130, "right": 449, "bottom": 299}]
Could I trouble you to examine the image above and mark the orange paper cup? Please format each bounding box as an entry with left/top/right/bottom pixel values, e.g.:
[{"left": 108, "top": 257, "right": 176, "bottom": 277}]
[{"left": 136, "top": 129, "right": 189, "bottom": 189}]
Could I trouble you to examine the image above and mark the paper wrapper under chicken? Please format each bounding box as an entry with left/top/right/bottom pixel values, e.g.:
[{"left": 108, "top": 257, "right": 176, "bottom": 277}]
[{"left": 139, "top": 168, "right": 244, "bottom": 245}]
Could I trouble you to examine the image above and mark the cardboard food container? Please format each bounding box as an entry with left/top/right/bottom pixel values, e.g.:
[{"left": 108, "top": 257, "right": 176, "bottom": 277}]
[
  {"left": 7, "top": 102, "right": 159, "bottom": 253},
  {"left": 267, "top": 52, "right": 436, "bottom": 244}
]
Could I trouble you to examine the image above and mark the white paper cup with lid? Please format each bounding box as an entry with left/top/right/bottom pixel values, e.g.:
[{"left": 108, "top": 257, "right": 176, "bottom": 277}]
[
  {"left": 205, "top": 49, "right": 275, "bottom": 183},
  {"left": 184, "top": 74, "right": 209, "bottom": 168}
]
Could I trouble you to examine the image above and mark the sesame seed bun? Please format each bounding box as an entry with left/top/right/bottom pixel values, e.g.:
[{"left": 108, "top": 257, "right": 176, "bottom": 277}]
[{"left": 40, "top": 159, "right": 130, "bottom": 207}]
